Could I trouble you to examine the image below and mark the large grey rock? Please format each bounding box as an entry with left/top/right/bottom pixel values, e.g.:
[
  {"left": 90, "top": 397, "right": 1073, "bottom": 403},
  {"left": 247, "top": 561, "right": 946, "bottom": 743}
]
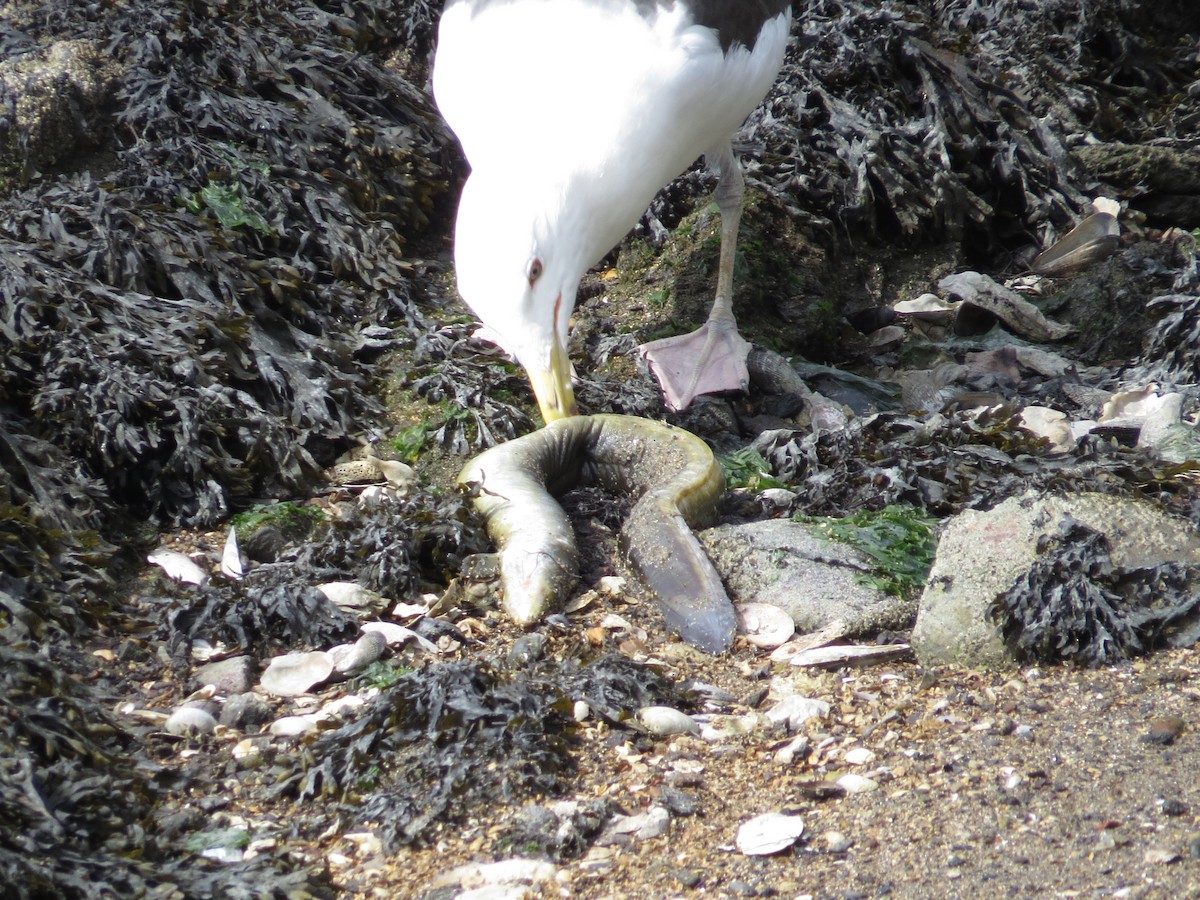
[
  {"left": 699, "top": 519, "right": 900, "bottom": 634},
  {"left": 911, "top": 492, "right": 1200, "bottom": 668}
]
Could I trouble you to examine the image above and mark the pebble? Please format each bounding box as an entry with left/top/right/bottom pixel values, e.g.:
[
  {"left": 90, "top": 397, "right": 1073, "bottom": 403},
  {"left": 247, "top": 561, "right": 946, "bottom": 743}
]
[
  {"left": 219, "top": 692, "right": 274, "bottom": 731},
  {"left": 637, "top": 705, "right": 700, "bottom": 736},
  {"left": 736, "top": 812, "right": 805, "bottom": 856},
  {"left": 194, "top": 656, "right": 256, "bottom": 695},
  {"left": 823, "top": 830, "right": 852, "bottom": 853},
  {"left": 835, "top": 773, "right": 879, "bottom": 794},
  {"left": 573, "top": 700, "right": 590, "bottom": 722},
  {"left": 165, "top": 706, "right": 217, "bottom": 736},
  {"left": 1142, "top": 715, "right": 1185, "bottom": 745}
]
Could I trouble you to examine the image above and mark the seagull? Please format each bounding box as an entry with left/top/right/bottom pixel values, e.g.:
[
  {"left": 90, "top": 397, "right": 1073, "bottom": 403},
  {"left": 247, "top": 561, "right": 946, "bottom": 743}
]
[{"left": 434, "top": 0, "right": 792, "bottom": 421}]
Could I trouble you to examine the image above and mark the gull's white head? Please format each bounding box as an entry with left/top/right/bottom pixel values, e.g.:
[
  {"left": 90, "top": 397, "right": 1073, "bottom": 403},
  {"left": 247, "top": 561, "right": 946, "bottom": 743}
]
[{"left": 452, "top": 170, "right": 580, "bottom": 422}]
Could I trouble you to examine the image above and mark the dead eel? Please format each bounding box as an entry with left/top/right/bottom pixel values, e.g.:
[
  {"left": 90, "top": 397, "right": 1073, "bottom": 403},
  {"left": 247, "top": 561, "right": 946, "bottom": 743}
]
[{"left": 457, "top": 414, "right": 735, "bottom": 653}]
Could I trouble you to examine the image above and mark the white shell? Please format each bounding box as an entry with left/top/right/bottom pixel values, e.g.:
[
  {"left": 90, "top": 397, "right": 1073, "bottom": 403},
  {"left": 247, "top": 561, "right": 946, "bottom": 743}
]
[
  {"left": 735, "top": 602, "right": 796, "bottom": 649},
  {"left": 147, "top": 549, "right": 208, "bottom": 585},
  {"left": 764, "top": 695, "right": 831, "bottom": 731},
  {"left": 165, "top": 706, "right": 217, "bottom": 736},
  {"left": 836, "top": 773, "right": 879, "bottom": 794},
  {"left": 220, "top": 526, "right": 244, "bottom": 579},
  {"left": 269, "top": 715, "right": 319, "bottom": 737},
  {"left": 736, "top": 812, "right": 805, "bottom": 856},
  {"left": 637, "top": 705, "right": 699, "bottom": 736},
  {"left": 260, "top": 651, "right": 334, "bottom": 697}
]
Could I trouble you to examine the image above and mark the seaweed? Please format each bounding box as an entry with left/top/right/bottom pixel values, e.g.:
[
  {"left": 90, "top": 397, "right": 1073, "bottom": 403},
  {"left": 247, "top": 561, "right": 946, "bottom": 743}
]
[
  {"left": 991, "top": 517, "right": 1200, "bottom": 666},
  {"left": 285, "top": 652, "right": 678, "bottom": 850}
]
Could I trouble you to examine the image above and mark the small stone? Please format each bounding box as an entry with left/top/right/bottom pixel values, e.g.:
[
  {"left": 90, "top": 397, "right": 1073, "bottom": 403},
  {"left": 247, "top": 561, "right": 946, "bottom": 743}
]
[
  {"left": 194, "top": 656, "right": 256, "bottom": 695},
  {"left": 835, "top": 773, "right": 879, "bottom": 794},
  {"left": 573, "top": 700, "right": 590, "bottom": 722},
  {"left": 1144, "top": 846, "right": 1180, "bottom": 865},
  {"left": 736, "top": 812, "right": 805, "bottom": 856},
  {"left": 165, "top": 706, "right": 217, "bottom": 737},
  {"left": 843, "top": 746, "right": 875, "bottom": 766},
  {"left": 823, "top": 831, "right": 851, "bottom": 853},
  {"left": 509, "top": 633, "right": 548, "bottom": 666},
  {"left": 219, "top": 692, "right": 274, "bottom": 731},
  {"left": 1142, "top": 716, "right": 1185, "bottom": 745}
]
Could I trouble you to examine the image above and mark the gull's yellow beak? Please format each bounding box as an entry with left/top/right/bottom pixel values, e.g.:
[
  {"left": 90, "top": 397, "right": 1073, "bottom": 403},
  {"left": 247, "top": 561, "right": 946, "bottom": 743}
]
[{"left": 527, "top": 336, "right": 577, "bottom": 422}]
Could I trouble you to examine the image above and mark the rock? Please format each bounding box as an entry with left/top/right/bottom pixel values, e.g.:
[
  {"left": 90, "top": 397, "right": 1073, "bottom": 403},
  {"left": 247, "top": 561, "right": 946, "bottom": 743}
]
[
  {"left": 939, "top": 271, "right": 1075, "bottom": 341},
  {"left": 700, "top": 520, "right": 895, "bottom": 633},
  {"left": 219, "top": 692, "right": 274, "bottom": 731},
  {"left": 823, "top": 831, "right": 852, "bottom": 853},
  {"left": 260, "top": 651, "right": 334, "bottom": 697},
  {"left": 165, "top": 706, "right": 217, "bottom": 737},
  {"left": 911, "top": 492, "right": 1200, "bottom": 668},
  {"left": 193, "top": 656, "right": 256, "bottom": 695},
  {"left": 735, "top": 812, "right": 805, "bottom": 856}
]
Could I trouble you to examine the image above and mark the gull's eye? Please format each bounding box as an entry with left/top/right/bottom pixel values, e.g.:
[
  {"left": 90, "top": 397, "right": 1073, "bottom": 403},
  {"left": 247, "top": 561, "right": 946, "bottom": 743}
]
[{"left": 526, "top": 257, "right": 544, "bottom": 286}]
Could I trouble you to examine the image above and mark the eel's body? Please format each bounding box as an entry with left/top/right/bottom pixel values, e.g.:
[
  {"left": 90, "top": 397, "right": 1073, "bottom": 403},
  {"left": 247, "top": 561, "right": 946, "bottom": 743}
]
[{"left": 457, "top": 414, "right": 735, "bottom": 653}]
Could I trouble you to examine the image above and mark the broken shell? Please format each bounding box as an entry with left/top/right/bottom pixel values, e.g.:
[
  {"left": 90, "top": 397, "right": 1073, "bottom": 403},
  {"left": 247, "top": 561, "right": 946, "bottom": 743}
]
[
  {"left": 221, "top": 525, "right": 244, "bottom": 579},
  {"left": 317, "top": 582, "right": 388, "bottom": 615},
  {"left": 894, "top": 292, "right": 956, "bottom": 319},
  {"left": 736, "top": 812, "right": 805, "bottom": 856},
  {"left": 1030, "top": 208, "right": 1120, "bottom": 277},
  {"left": 939, "top": 271, "right": 1074, "bottom": 341},
  {"left": 165, "top": 706, "right": 218, "bottom": 736},
  {"left": 736, "top": 602, "right": 796, "bottom": 649},
  {"left": 260, "top": 650, "right": 334, "bottom": 697},
  {"left": 764, "top": 695, "right": 831, "bottom": 731},
  {"left": 1019, "top": 406, "right": 1074, "bottom": 452},
  {"left": 637, "top": 705, "right": 700, "bottom": 736}
]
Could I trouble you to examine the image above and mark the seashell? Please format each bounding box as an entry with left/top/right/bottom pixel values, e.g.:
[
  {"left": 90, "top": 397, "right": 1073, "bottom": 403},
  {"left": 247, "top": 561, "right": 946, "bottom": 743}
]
[
  {"left": 165, "top": 706, "right": 217, "bottom": 736},
  {"left": 836, "top": 773, "right": 879, "bottom": 794},
  {"left": 1031, "top": 209, "right": 1120, "bottom": 277},
  {"left": 637, "top": 705, "right": 700, "bottom": 736},
  {"left": 894, "top": 292, "right": 956, "bottom": 320},
  {"left": 736, "top": 812, "right": 805, "bottom": 856},
  {"left": 1019, "top": 406, "right": 1074, "bottom": 452},
  {"left": 939, "top": 271, "right": 1074, "bottom": 341},
  {"left": 764, "top": 695, "right": 831, "bottom": 731},
  {"left": 268, "top": 715, "right": 319, "bottom": 737},
  {"left": 317, "top": 582, "right": 388, "bottom": 615},
  {"left": 360, "top": 621, "right": 439, "bottom": 653},
  {"left": 147, "top": 549, "right": 208, "bottom": 585},
  {"left": 329, "top": 631, "right": 388, "bottom": 676},
  {"left": 788, "top": 643, "right": 911, "bottom": 669},
  {"left": 736, "top": 602, "right": 795, "bottom": 649},
  {"left": 698, "top": 713, "right": 761, "bottom": 742},
  {"left": 260, "top": 651, "right": 334, "bottom": 697},
  {"left": 221, "top": 525, "right": 244, "bottom": 579}
]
